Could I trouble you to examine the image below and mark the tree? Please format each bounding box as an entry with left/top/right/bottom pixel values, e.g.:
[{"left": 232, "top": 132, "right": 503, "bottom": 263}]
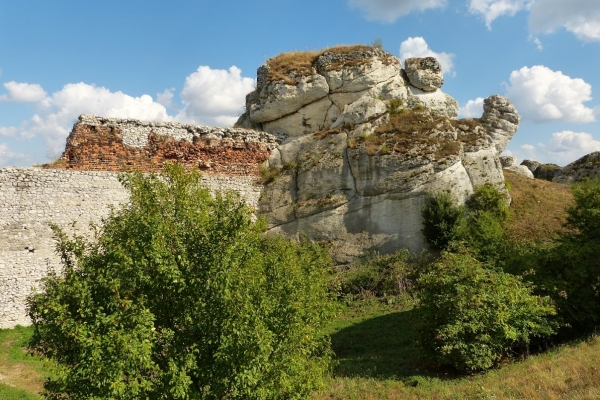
[
  {"left": 417, "top": 252, "right": 557, "bottom": 372},
  {"left": 27, "top": 163, "right": 336, "bottom": 400}
]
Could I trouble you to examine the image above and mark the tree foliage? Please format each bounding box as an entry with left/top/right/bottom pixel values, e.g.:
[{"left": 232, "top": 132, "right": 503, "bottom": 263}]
[
  {"left": 417, "top": 252, "right": 557, "bottom": 372},
  {"left": 27, "top": 163, "right": 336, "bottom": 400},
  {"left": 421, "top": 191, "right": 465, "bottom": 250}
]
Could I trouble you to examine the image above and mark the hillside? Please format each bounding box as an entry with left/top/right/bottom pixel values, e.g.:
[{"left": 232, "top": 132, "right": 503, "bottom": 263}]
[{"left": 504, "top": 170, "right": 574, "bottom": 243}]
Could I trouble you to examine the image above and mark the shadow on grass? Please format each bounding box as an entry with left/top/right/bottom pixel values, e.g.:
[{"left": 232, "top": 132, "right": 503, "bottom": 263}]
[{"left": 330, "top": 308, "right": 448, "bottom": 381}]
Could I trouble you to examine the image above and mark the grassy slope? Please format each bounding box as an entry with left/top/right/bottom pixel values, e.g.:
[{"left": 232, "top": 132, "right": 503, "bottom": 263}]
[{"left": 504, "top": 170, "right": 573, "bottom": 243}]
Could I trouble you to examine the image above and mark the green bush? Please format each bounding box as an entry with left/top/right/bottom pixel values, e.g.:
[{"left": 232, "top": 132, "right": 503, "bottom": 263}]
[
  {"left": 421, "top": 191, "right": 465, "bottom": 250},
  {"left": 27, "top": 163, "right": 336, "bottom": 400},
  {"left": 465, "top": 183, "right": 509, "bottom": 222},
  {"left": 417, "top": 252, "right": 557, "bottom": 372},
  {"left": 336, "top": 250, "right": 425, "bottom": 299}
]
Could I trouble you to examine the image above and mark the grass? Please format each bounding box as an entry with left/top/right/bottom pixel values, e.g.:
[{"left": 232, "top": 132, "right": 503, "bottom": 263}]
[
  {"left": 504, "top": 170, "right": 574, "bottom": 243},
  {"left": 2, "top": 300, "right": 600, "bottom": 399},
  {"left": 352, "top": 108, "right": 461, "bottom": 158},
  {"left": 314, "top": 297, "right": 600, "bottom": 400},
  {"left": 266, "top": 44, "right": 390, "bottom": 85},
  {"left": 0, "top": 326, "right": 48, "bottom": 399}
]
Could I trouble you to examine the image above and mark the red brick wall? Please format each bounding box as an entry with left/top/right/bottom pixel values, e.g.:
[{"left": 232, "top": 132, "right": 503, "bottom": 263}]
[{"left": 44, "top": 123, "right": 271, "bottom": 176}]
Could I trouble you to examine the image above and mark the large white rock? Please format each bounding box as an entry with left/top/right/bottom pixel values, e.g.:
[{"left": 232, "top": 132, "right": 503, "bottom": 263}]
[
  {"left": 249, "top": 73, "right": 330, "bottom": 123},
  {"left": 404, "top": 57, "right": 444, "bottom": 92},
  {"left": 406, "top": 86, "right": 459, "bottom": 118},
  {"left": 263, "top": 97, "right": 337, "bottom": 137},
  {"left": 316, "top": 48, "right": 402, "bottom": 93},
  {"left": 331, "top": 97, "right": 387, "bottom": 130},
  {"left": 481, "top": 95, "right": 520, "bottom": 153}
]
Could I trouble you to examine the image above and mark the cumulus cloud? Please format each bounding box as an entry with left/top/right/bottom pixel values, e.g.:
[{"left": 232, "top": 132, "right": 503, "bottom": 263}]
[
  {"left": 459, "top": 97, "right": 485, "bottom": 118},
  {"left": 505, "top": 65, "right": 595, "bottom": 123},
  {"left": 0, "top": 143, "right": 30, "bottom": 167},
  {"left": 157, "top": 88, "right": 176, "bottom": 109},
  {"left": 529, "top": 0, "right": 600, "bottom": 42},
  {"left": 0, "top": 81, "right": 48, "bottom": 103},
  {"left": 0, "top": 126, "right": 17, "bottom": 137},
  {"left": 517, "top": 131, "right": 600, "bottom": 165},
  {"left": 348, "top": 0, "right": 447, "bottom": 23},
  {"left": 5, "top": 82, "right": 170, "bottom": 153},
  {"left": 468, "top": 0, "right": 531, "bottom": 28},
  {"left": 175, "top": 66, "right": 255, "bottom": 126},
  {"left": 399, "top": 37, "right": 455, "bottom": 76}
]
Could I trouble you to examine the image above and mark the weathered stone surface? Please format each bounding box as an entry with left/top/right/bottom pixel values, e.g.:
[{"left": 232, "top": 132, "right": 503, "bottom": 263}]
[
  {"left": 535, "top": 164, "right": 563, "bottom": 181},
  {"left": 0, "top": 168, "right": 262, "bottom": 329},
  {"left": 480, "top": 95, "right": 520, "bottom": 153},
  {"left": 48, "top": 115, "right": 281, "bottom": 175},
  {"left": 521, "top": 159, "right": 541, "bottom": 173},
  {"left": 500, "top": 155, "right": 517, "bottom": 167},
  {"left": 405, "top": 87, "right": 459, "bottom": 118},
  {"left": 263, "top": 97, "right": 336, "bottom": 137},
  {"left": 249, "top": 74, "right": 329, "bottom": 123},
  {"left": 404, "top": 57, "right": 444, "bottom": 92},
  {"left": 316, "top": 48, "right": 401, "bottom": 93},
  {"left": 553, "top": 152, "right": 600, "bottom": 184},
  {"left": 331, "top": 97, "right": 387, "bottom": 129}
]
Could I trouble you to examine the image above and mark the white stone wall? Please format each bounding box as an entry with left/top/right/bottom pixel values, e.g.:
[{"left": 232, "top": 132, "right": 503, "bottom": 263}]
[{"left": 0, "top": 167, "right": 261, "bottom": 329}]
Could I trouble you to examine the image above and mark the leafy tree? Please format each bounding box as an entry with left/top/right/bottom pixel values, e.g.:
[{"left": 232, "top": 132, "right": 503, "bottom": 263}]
[
  {"left": 417, "top": 251, "right": 557, "bottom": 372},
  {"left": 421, "top": 191, "right": 465, "bottom": 250},
  {"left": 27, "top": 163, "right": 336, "bottom": 400}
]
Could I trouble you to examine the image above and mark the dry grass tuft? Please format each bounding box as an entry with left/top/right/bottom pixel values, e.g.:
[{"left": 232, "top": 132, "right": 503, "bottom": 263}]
[{"left": 266, "top": 44, "right": 392, "bottom": 84}]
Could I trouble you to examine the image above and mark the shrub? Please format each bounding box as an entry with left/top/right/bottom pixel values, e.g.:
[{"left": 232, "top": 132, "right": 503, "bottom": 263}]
[
  {"left": 27, "top": 163, "right": 336, "bottom": 400},
  {"left": 465, "top": 183, "right": 509, "bottom": 222},
  {"left": 417, "top": 252, "right": 557, "bottom": 372},
  {"left": 421, "top": 191, "right": 465, "bottom": 250},
  {"left": 335, "top": 250, "right": 425, "bottom": 300}
]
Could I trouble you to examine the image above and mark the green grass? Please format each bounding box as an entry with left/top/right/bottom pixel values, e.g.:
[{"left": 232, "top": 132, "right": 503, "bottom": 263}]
[
  {"left": 2, "top": 303, "right": 600, "bottom": 399},
  {"left": 0, "top": 326, "right": 47, "bottom": 399}
]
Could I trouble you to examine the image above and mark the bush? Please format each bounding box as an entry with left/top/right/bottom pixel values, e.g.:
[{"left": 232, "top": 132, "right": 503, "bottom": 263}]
[
  {"left": 421, "top": 191, "right": 465, "bottom": 250},
  {"left": 27, "top": 163, "right": 337, "bottom": 400},
  {"left": 335, "top": 250, "right": 425, "bottom": 300},
  {"left": 465, "top": 183, "right": 509, "bottom": 222},
  {"left": 417, "top": 252, "right": 557, "bottom": 371}
]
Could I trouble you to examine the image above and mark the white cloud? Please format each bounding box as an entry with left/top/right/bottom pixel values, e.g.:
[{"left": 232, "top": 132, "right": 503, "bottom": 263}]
[
  {"left": 529, "top": 0, "right": 600, "bottom": 42},
  {"left": 399, "top": 37, "right": 455, "bottom": 76},
  {"left": 6, "top": 82, "right": 170, "bottom": 152},
  {"left": 529, "top": 36, "right": 543, "bottom": 51},
  {"left": 176, "top": 66, "right": 255, "bottom": 126},
  {"left": 459, "top": 97, "right": 485, "bottom": 118},
  {"left": 0, "top": 81, "right": 48, "bottom": 103},
  {"left": 525, "top": 131, "right": 600, "bottom": 165},
  {"left": 0, "top": 143, "right": 30, "bottom": 167},
  {"left": 157, "top": 88, "right": 176, "bottom": 109},
  {"left": 348, "top": 0, "right": 447, "bottom": 23},
  {"left": 505, "top": 65, "right": 595, "bottom": 123},
  {"left": 468, "top": 0, "right": 531, "bottom": 28},
  {"left": 0, "top": 126, "right": 17, "bottom": 137}
]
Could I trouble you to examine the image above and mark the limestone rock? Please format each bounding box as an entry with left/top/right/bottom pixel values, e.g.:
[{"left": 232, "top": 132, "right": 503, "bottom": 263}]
[
  {"left": 249, "top": 73, "right": 329, "bottom": 123},
  {"left": 500, "top": 155, "right": 517, "bottom": 167},
  {"left": 331, "top": 97, "right": 387, "bottom": 130},
  {"left": 404, "top": 57, "right": 444, "bottom": 92},
  {"left": 553, "top": 152, "right": 600, "bottom": 184},
  {"left": 480, "top": 95, "right": 520, "bottom": 153},
  {"left": 521, "top": 159, "right": 541, "bottom": 173},
  {"left": 406, "top": 87, "right": 459, "bottom": 118},
  {"left": 316, "top": 48, "right": 401, "bottom": 93}
]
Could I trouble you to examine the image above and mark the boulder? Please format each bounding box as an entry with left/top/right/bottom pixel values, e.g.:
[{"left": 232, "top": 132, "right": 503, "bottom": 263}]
[
  {"left": 404, "top": 57, "right": 444, "bottom": 92},
  {"left": 521, "top": 159, "right": 541, "bottom": 173}
]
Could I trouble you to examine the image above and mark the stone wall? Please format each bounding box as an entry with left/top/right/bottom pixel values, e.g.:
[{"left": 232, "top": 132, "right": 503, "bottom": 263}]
[
  {"left": 0, "top": 167, "right": 262, "bottom": 329},
  {"left": 45, "top": 115, "right": 283, "bottom": 175}
]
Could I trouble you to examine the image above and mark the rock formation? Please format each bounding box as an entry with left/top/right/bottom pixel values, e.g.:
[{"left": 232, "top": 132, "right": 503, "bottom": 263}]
[
  {"left": 500, "top": 156, "right": 533, "bottom": 178},
  {"left": 553, "top": 152, "right": 600, "bottom": 184},
  {"left": 237, "top": 45, "right": 521, "bottom": 263},
  {"left": 521, "top": 159, "right": 563, "bottom": 182}
]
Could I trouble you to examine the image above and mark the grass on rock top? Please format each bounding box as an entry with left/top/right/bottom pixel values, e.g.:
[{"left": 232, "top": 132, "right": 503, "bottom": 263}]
[{"left": 265, "top": 44, "right": 388, "bottom": 85}]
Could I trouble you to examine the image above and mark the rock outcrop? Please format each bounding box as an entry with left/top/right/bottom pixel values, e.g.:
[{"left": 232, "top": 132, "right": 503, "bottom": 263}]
[
  {"left": 553, "top": 152, "right": 600, "bottom": 184},
  {"left": 238, "top": 45, "right": 521, "bottom": 263},
  {"left": 520, "top": 159, "right": 563, "bottom": 182},
  {"left": 500, "top": 156, "right": 533, "bottom": 178}
]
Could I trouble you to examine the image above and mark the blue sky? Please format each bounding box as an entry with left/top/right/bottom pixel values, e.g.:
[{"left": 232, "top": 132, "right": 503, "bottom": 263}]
[{"left": 1, "top": 0, "right": 600, "bottom": 167}]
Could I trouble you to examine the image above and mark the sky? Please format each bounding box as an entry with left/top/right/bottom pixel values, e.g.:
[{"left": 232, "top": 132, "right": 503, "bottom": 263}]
[{"left": 1, "top": 0, "right": 600, "bottom": 168}]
